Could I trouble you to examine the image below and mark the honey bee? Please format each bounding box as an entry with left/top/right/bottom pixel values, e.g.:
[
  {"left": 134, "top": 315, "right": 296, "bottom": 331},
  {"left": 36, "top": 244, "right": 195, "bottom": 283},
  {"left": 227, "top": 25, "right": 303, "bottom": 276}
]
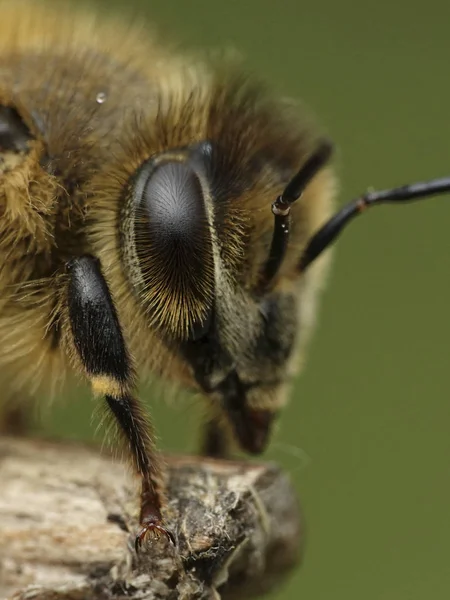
[{"left": 1, "top": 0, "right": 449, "bottom": 549}]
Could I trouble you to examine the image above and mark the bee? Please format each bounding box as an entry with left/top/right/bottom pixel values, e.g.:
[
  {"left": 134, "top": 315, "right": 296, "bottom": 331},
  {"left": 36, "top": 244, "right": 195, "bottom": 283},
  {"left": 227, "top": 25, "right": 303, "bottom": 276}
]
[{"left": 1, "top": 0, "right": 450, "bottom": 549}]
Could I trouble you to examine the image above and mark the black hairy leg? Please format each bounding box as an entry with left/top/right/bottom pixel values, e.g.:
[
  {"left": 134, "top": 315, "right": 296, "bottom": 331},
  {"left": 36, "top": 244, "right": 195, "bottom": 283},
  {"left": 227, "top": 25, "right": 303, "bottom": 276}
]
[
  {"left": 200, "top": 416, "right": 232, "bottom": 459},
  {"left": 66, "top": 255, "right": 174, "bottom": 551}
]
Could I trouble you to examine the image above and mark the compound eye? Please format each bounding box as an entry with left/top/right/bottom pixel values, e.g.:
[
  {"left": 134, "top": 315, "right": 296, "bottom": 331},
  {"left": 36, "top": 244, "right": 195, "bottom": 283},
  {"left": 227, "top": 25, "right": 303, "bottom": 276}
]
[
  {"left": 132, "top": 160, "right": 215, "bottom": 339},
  {"left": 140, "top": 162, "right": 206, "bottom": 253}
]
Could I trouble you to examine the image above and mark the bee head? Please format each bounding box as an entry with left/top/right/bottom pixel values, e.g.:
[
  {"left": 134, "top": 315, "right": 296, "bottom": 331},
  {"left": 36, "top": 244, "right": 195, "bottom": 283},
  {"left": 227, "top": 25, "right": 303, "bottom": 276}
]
[
  {"left": 113, "top": 77, "right": 335, "bottom": 455},
  {"left": 120, "top": 140, "right": 315, "bottom": 454}
]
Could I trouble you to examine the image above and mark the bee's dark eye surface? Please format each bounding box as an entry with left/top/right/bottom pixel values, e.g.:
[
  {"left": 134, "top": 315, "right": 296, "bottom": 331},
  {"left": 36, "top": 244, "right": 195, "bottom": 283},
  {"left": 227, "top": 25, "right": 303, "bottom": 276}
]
[{"left": 135, "top": 161, "right": 207, "bottom": 251}]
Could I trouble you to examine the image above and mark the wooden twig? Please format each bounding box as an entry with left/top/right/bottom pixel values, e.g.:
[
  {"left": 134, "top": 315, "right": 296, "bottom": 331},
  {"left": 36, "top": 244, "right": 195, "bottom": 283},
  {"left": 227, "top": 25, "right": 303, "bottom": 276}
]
[{"left": 0, "top": 437, "right": 303, "bottom": 599}]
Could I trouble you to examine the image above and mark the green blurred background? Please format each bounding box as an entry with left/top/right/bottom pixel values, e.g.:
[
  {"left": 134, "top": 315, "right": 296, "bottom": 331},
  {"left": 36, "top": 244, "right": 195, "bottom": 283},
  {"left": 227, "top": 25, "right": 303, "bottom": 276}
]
[{"left": 42, "top": 1, "right": 450, "bottom": 598}]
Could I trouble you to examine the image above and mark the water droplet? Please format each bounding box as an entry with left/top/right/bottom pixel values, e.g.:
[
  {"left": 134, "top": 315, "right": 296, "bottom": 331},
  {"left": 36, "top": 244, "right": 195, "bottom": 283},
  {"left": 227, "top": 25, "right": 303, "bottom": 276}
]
[{"left": 96, "top": 92, "right": 106, "bottom": 104}]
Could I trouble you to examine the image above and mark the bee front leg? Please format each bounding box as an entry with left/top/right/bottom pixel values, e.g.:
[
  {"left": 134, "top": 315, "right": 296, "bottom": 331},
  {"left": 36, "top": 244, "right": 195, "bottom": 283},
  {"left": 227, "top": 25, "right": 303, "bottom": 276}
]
[{"left": 66, "top": 255, "right": 174, "bottom": 550}]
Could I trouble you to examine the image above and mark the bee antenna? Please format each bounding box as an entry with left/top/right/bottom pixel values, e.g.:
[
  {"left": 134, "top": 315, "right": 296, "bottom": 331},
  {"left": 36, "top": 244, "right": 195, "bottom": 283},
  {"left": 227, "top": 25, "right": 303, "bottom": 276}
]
[
  {"left": 299, "top": 176, "right": 450, "bottom": 273},
  {"left": 257, "top": 140, "right": 333, "bottom": 293}
]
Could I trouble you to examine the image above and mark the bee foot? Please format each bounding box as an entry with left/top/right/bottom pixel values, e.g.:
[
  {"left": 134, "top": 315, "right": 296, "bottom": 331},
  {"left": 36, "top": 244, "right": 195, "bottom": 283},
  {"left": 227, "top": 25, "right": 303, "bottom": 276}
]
[{"left": 135, "top": 518, "right": 175, "bottom": 552}]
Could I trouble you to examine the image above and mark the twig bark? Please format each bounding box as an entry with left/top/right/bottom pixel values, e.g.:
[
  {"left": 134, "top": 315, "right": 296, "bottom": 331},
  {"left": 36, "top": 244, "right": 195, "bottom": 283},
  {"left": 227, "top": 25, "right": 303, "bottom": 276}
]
[{"left": 0, "top": 437, "right": 303, "bottom": 599}]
